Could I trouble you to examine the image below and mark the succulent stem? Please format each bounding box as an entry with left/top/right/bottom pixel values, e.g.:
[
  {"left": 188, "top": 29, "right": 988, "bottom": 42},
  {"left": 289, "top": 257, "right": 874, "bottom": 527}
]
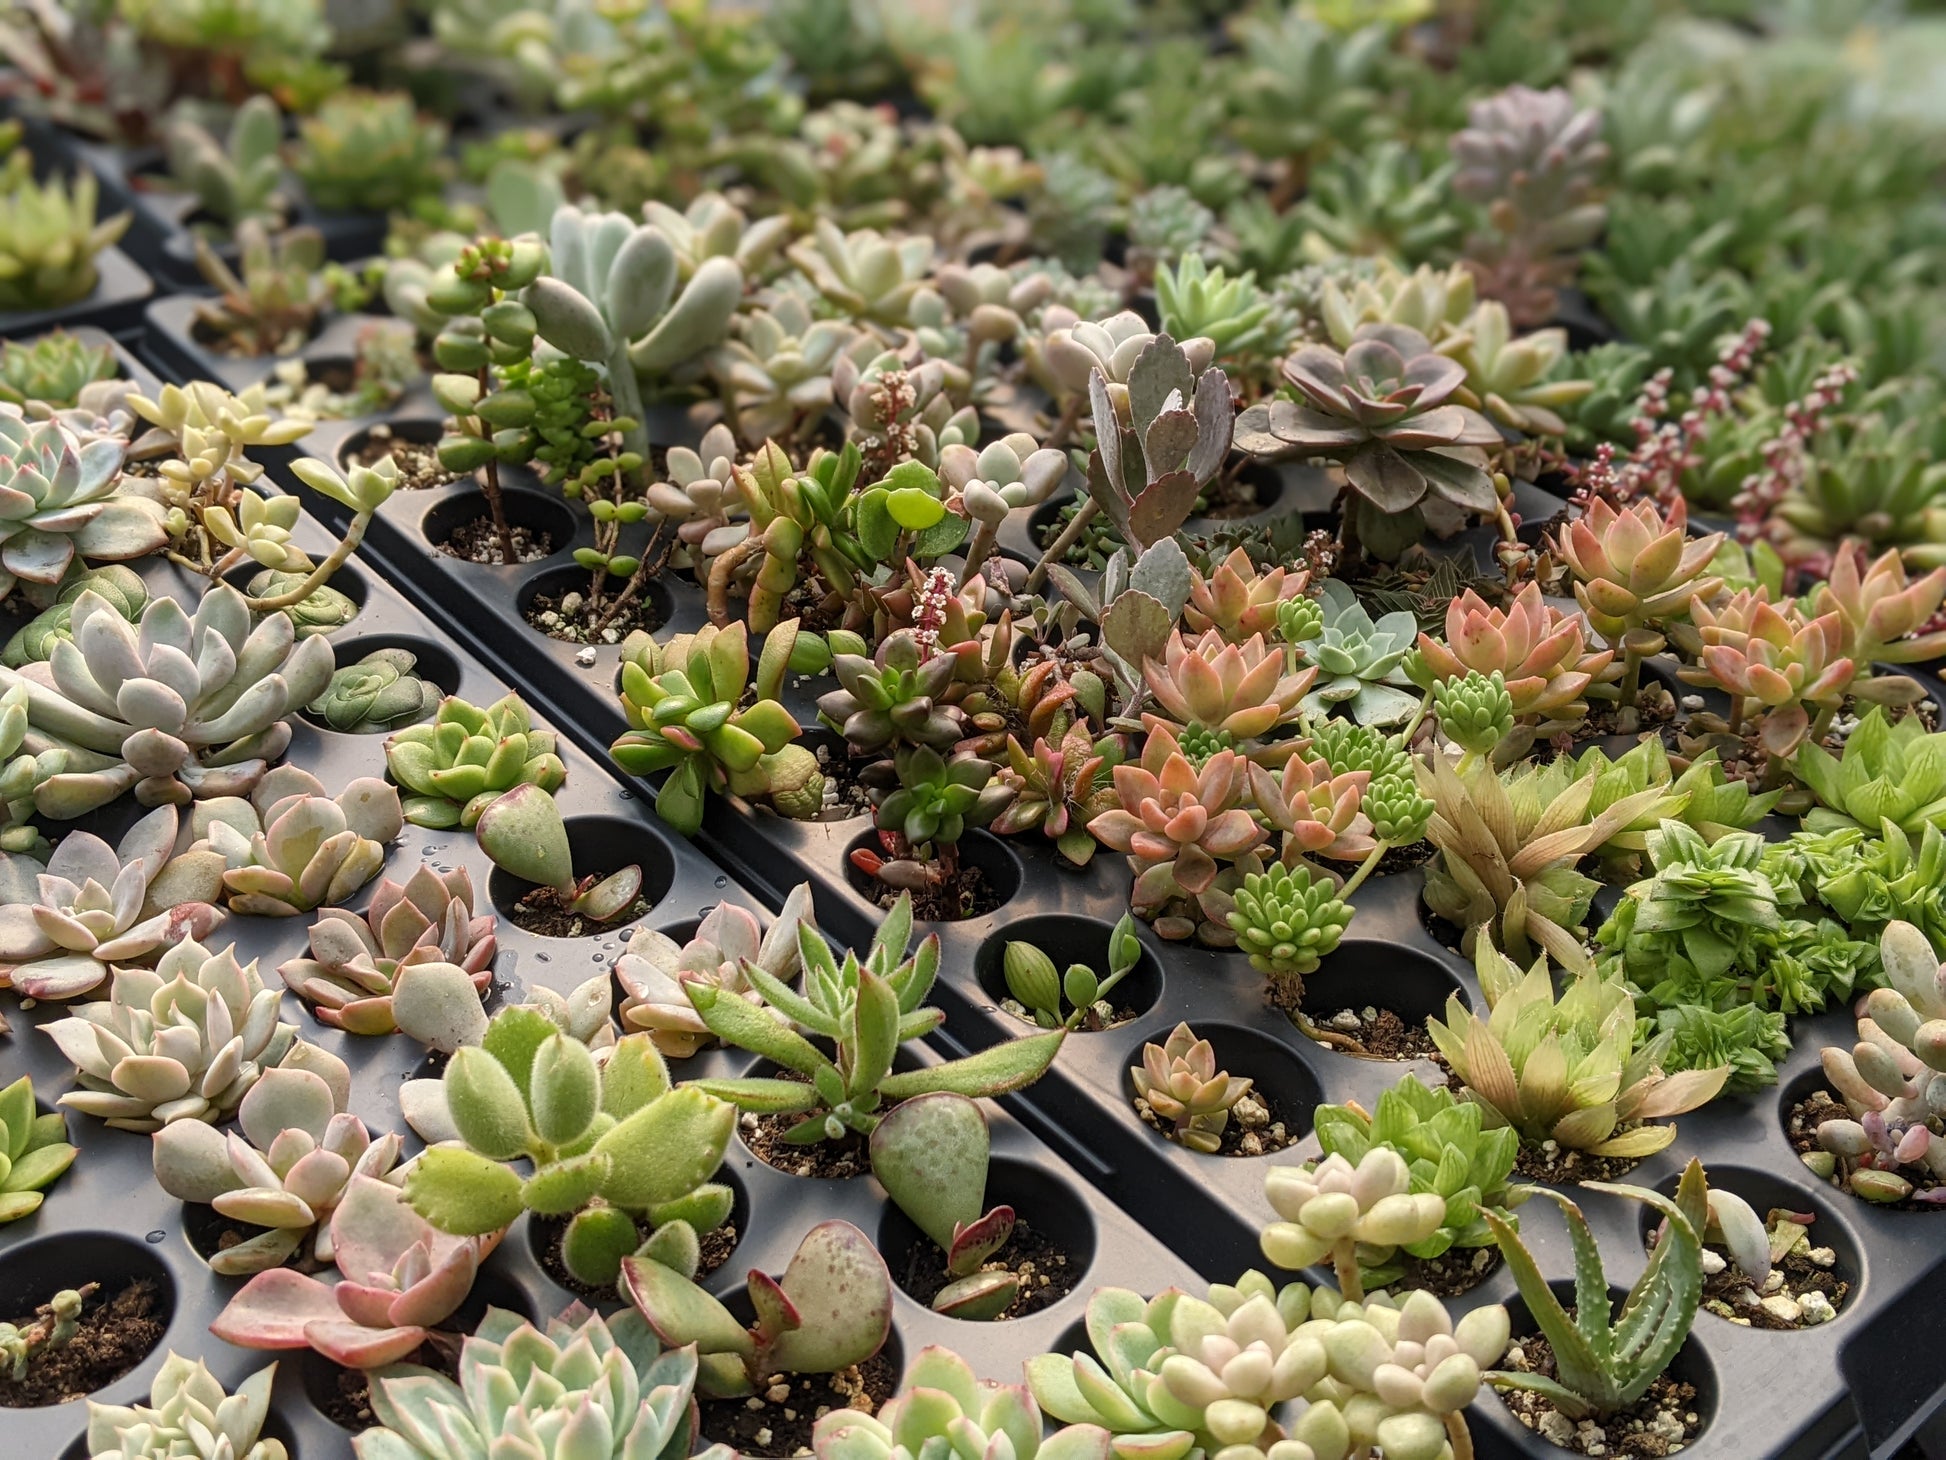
[
  {"left": 958, "top": 518, "right": 999, "bottom": 593},
  {"left": 1332, "top": 1239, "right": 1364, "bottom": 1303},
  {"left": 243, "top": 511, "right": 370, "bottom": 612},
  {"left": 1337, "top": 840, "right": 1391, "bottom": 901},
  {"left": 706, "top": 533, "right": 769, "bottom": 626},
  {"left": 1025, "top": 499, "right": 1099, "bottom": 593}
]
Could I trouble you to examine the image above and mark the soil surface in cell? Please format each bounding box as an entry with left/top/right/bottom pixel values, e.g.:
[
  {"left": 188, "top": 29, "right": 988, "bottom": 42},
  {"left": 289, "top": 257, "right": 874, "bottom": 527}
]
[
  {"left": 508, "top": 882, "right": 654, "bottom": 937},
  {"left": 1496, "top": 1329, "right": 1703, "bottom": 1456},
  {"left": 698, "top": 1350, "right": 900, "bottom": 1456},
  {"left": 438, "top": 514, "right": 554, "bottom": 565},
  {"left": 894, "top": 1218, "right": 1081, "bottom": 1320},
  {"left": 0, "top": 1280, "right": 166, "bottom": 1407}
]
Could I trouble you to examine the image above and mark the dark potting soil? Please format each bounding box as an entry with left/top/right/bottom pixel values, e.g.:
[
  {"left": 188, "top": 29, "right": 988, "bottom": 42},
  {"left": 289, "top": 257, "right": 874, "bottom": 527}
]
[
  {"left": 698, "top": 1349, "right": 900, "bottom": 1456},
  {"left": 1495, "top": 1330, "right": 1702, "bottom": 1456},
  {"left": 740, "top": 1107, "right": 871, "bottom": 1179},
  {"left": 1295, "top": 1005, "right": 1439, "bottom": 1061},
  {"left": 1195, "top": 471, "right": 1271, "bottom": 520},
  {"left": 353, "top": 428, "right": 459, "bottom": 490},
  {"left": 1390, "top": 1246, "right": 1501, "bottom": 1298},
  {"left": 508, "top": 884, "right": 654, "bottom": 937},
  {"left": 1572, "top": 680, "right": 1678, "bottom": 741},
  {"left": 1134, "top": 1089, "right": 1297, "bottom": 1158},
  {"left": 1785, "top": 1088, "right": 1946, "bottom": 1210},
  {"left": 1514, "top": 1139, "right": 1646, "bottom": 1186},
  {"left": 856, "top": 861, "right": 1002, "bottom": 921},
  {"left": 1694, "top": 1241, "right": 1848, "bottom": 1331},
  {"left": 810, "top": 743, "right": 876, "bottom": 821},
  {"left": 182, "top": 1202, "right": 313, "bottom": 1272},
  {"left": 436, "top": 515, "right": 554, "bottom": 565},
  {"left": 523, "top": 583, "right": 665, "bottom": 646},
  {"left": 0, "top": 1280, "right": 166, "bottom": 1407},
  {"left": 894, "top": 1219, "right": 1080, "bottom": 1320},
  {"left": 320, "top": 1339, "right": 458, "bottom": 1431},
  {"left": 532, "top": 1212, "right": 740, "bottom": 1299}
]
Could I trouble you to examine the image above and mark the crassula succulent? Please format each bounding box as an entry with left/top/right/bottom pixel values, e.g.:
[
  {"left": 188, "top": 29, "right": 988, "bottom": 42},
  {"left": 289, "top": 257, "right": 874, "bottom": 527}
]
[
  {"left": 212, "top": 1175, "right": 503, "bottom": 1368},
  {"left": 152, "top": 1064, "right": 402, "bottom": 1275},
  {"left": 0, "top": 581, "right": 335, "bottom": 815},
  {"left": 278, "top": 867, "right": 496, "bottom": 1035}
]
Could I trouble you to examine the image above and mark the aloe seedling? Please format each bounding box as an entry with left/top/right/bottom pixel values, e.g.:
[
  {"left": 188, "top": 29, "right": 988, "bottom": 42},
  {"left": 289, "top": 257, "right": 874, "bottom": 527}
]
[
  {"left": 403, "top": 1005, "right": 735, "bottom": 1288},
  {"left": 685, "top": 892, "right": 1064, "bottom": 1141},
  {"left": 1002, "top": 913, "right": 1143, "bottom": 1030},
  {"left": 622, "top": 1220, "right": 893, "bottom": 1398},
  {"left": 869, "top": 1093, "right": 1020, "bottom": 1319},
  {"left": 475, "top": 783, "right": 643, "bottom": 926}
]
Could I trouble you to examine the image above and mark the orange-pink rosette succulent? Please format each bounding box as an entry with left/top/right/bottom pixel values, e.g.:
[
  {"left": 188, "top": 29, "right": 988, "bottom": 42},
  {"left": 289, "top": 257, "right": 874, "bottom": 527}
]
[
  {"left": 1558, "top": 496, "right": 1724, "bottom": 644},
  {"left": 1142, "top": 629, "right": 1314, "bottom": 764},
  {"left": 1412, "top": 582, "right": 1614, "bottom": 722},
  {"left": 1246, "top": 757, "right": 1373, "bottom": 862},
  {"left": 1183, "top": 547, "right": 1309, "bottom": 643},
  {"left": 1087, "top": 726, "right": 1267, "bottom": 931},
  {"left": 1813, "top": 547, "right": 1946, "bottom": 669},
  {"left": 1682, "top": 590, "right": 1855, "bottom": 756}
]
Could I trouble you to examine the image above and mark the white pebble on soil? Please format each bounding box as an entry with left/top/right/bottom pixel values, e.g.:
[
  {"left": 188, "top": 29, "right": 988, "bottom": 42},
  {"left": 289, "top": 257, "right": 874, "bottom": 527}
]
[
  {"left": 1700, "top": 1249, "right": 1726, "bottom": 1275},
  {"left": 1807, "top": 1246, "right": 1836, "bottom": 1268},
  {"left": 1538, "top": 1411, "right": 1575, "bottom": 1444},
  {"left": 1760, "top": 1293, "right": 1801, "bottom": 1324},
  {"left": 1799, "top": 1290, "right": 1837, "bottom": 1324}
]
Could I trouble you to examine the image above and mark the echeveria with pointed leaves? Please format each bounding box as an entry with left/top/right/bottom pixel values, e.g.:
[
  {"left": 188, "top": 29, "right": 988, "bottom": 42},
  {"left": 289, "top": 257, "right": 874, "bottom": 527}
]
[
  {"left": 402, "top": 1007, "right": 735, "bottom": 1289},
  {"left": 152, "top": 1065, "right": 403, "bottom": 1275},
  {"left": 683, "top": 891, "right": 1064, "bottom": 1142},
  {"left": 816, "top": 1345, "right": 1112, "bottom": 1460},
  {"left": 615, "top": 885, "right": 813, "bottom": 1058},
  {"left": 622, "top": 1220, "right": 893, "bottom": 1398},
  {"left": 384, "top": 692, "right": 567, "bottom": 830},
  {"left": 869, "top": 1093, "right": 1018, "bottom": 1320},
  {"left": 0, "top": 581, "right": 335, "bottom": 815},
  {"left": 86, "top": 1353, "right": 286, "bottom": 1460},
  {"left": 353, "top": 1305, "right": 732, "bottom": 1460},
  {"left": 211, "top": 1176, "right": 504, "bottom": 1369},
  {"left": 0, "top": 804, "right": 225, "bottom": 1000}
]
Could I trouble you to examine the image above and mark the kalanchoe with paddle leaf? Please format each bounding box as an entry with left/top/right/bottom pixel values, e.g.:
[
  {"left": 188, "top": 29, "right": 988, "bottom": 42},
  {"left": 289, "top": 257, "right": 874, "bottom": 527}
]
[
  {"left": 277, "top": 866, "right": 495, "bottom": 1036},
  {"left": 1428, "top": 942, "right": 1729, "bottom": 1159},
  {"left": 684, "top": 891, "right": 1064, "bottom": 1141},
  {"left": 212, "top": 1175, "right": 502, "bottom": 1369},
  {"left": 385, "top": 692, "right": 566, "bottom": 831},
  {"left": 1810, "top": 919, "right": 1946, "bottom": 1203},
  {"left": 401, "top": 1005, "right": 735, "bottom": 1288},
  {"left": 0, "top": 1075, "right": 75, "bottom": 1222},
  {"left": 86, "top": 1354, "right": 286, "bottom": 1460},
  {"left": 1234, "top": 322, "right": 1501, "bottom": 561},
  {"left": 1131, "top": 1022, "right": 1254, "bottom": 1155},
  {"left": 616, "top": 886, "right": 813, "bottom": 1058},
  {"left": 152, "top": 1064, "right": 402, "bottom": 1276},
  {"left": 474, "top": 783, "right": 645, "bottom": 929},
  {"left": 1484, "top": 1160, "right": 1707, "bottom": 1422},
  {"left": 353, "top": 1305, "right": 730, "bottom": 1460},
  {"left": 869, "top": 1093, "right": 1023, "bottom": 1319},
  {"left": 622, "top": 1219, "right": 894, "bottom": 1398},
  {"left": 0, "top": 803, "right": 224, "bottom": 1000}
]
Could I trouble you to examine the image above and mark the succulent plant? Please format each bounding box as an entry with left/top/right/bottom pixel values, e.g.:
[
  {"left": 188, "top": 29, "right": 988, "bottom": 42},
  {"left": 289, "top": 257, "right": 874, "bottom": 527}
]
[
  {"left": 1796, "top": 707, "right": 1946, "bottom": 838},
  {"left": 1429, "top": 941, "right": 1729, "bottom": 1159},
  {"left": 1225, "top": 858, "right": 1355, "bottom": 986},
  {"left": 643, "top": 423, "right": 744, "bottom": 559},
  {"left": 868, "top": 1093, "right": 1022, "bottom": 1319},
  {"left": 0, "top": 407, "right": 168, "bottom": 602},
  {"left": 1186, "top": 548, "right": 1309, "bottom": 645},
  {"left": 1247, "top": 754, "right": 1375, "bottom": 864},
  {"left": 612, "top": 619, "right": 810, "bottom": 835},
  {"left": 0, "top": 329, "right": 116, "bottom": 409},
  {"left": 40, "top": 937, "right": 308, "bottom": 1132},
  {"left": 1294, "top": 579, "right": 1420, "bottom": 726},
  {"left": 1296, "top": 140, "right": 1460, "bottom": 263},
  {"left": 353, "top": 1305, "right": 728, "bottom": 1460},
  {"left": 192, "top": 222, "right": 331, "bottom": 358},
  {"left": 939, "top": 432, "right": 1067, "bottom": 587},
  {"left": 790, "top": 222, "right": 934, "bottom": 329},
  {"left": 616, "top": 890, "right": 812, "bottom": 1060},
  {"left": 1131, "top": 1022, "right": 1255, "bottom": 1154},
  {"left": 1087, "top": 729, "right": 1266, "bottom": 939},
  {"left": 212, "top": 1175, "right": 501, "bottom": 1368},
  {"left": 2, "top": 565, "right": 147, "bottom": 670},
  {"left": 622, "top": 1220, "right": 894, "bottom": 1398},
  {"left": 1261, "top": 1148, "right": 1448, "bottom": 1301},
  {"left": 1680, "top": 591, "right": 1854, "bottom": 758},
  {"left": 1557, "top": 494, "right": 1723, "bottom": 666},
  {"left": 1155, "top": 255, "right": 1280, "bottom": 364},
  {"left": 1316, "top": 260, "right": 1475, "bottom": 351},
  {"left": 1233, "top": 323, "right": 1501, "bottom": 561},
  {"left": 990, "top": 726, "right": 1124, "bottom": 869},
  {"left": 85, "top": 1353, "right": 285, "bottom": 1460},
  {"left": 293, "top": 90, "right": 448, "bottom": 214},
  {"left": 162, "top": 93, "right": 284, "bottom": 227},
  {"left": 190, "top": 765, "right": 403, "bottom": 917},
  {"left": 1484, "top": 1161, "right": 1706, "bottom": 1421},
  {"left": 816, "top": 1344, "right": 1108, "bottom": 1460},
  {"left": 1771, "top": 414, "right": 1946, "bottom": 569},
  {"left": 1814, "top": 548, "right": 1946, "bottom": 670},
  {"left": 0, "top": 581, "right": 335, "bottom": 816},
  {"left": 1429, "top": 670, "right": 1514, "bottom": 758},
  {"left": 402, "top": 1005, "right": 735, "bottom": 1289},
  {"left": 152, "top": 1064, "right": 403, "bottom": 1275},
  {"left": 0, "top": 151, "right": 131, "bottom": 312},
  {"left": 0, "top": 1075, "right": 75, "bottom": 1222},
  {"left": 1810, "top": 919, "right": 1946, "bottom": 1203},
  {"left": 1142, "top": 629, "right": 1314, "bottom": 760},
  {"left": 474, "top": 783, "right": 645, "bottom": 929},
  {"left": 1446, "top": 303, "right": 1592, "bottom": 436},
  {"left": 708, "top": 294, "right": 856, "bottom": 449},
  {"left": 278, "top": 866, "right": 496, "bottom": 1036},
  {"left": 1002, "top": 913, "right": 1143, "bottom": 1031},
  {"left": 385, "top": 692, "right": 567, "bottom": 831},
  {"left": 1409, "top": 583, "right": 1612, "bottom": 728},
  {"left": 308, "top": 648, "right": 441, "bottom": 735},
  {"left": 1314, "top": 1078, "right": 1523, "bottom": 1290},
  {"left": 855, "top": 744, "right": 1012, "bottom": 889},
  {"left": 818, "top": 627, "right": 964, "bottom": 756},
  {"left": 0, "top": 803, "right": 225, "bottom": 1001}
]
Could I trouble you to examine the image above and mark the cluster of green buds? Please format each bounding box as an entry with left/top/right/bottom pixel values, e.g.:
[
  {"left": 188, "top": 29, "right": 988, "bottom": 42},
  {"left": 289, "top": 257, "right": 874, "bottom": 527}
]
[
  {"left": 1430, "top": 668, "right": 1515, "bottom": 760},
  {"left": 425, "top": 236, "right": 548, "bottom": 474},
  {"left": 1225, "top": 858, "right": 1354, "bottom": 986},
  {"left": 1003, "top": 913, "right": 1144, "bottom": 1030}
]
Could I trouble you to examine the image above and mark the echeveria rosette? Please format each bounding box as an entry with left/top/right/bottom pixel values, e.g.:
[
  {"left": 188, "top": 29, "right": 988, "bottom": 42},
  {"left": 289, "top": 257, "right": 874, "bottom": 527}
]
[
  {"left": 354, "top": 1306, "right": 732, "bottom": 1460},
  {"left": 1131, "top": 1021, "right": 1255, "bottom": 1153},
  {"left": 384, "top": 692, "right": 567, "bottom": 832},
  {"left": 0, "top": 803, "right": 225, "bottom": 1000},
  {"left": 0, "top": 408, "right": 167, "bottom": 603},
  {"left": 1682, "top": 592, "right": 1854, "bottom": 759},
  {"left": 1814, "top": 548, "right": 1946, "bottom": 669},
  {"left": 198, "top": 765, "right": 404, "bottom": 917},
  {"left": 308, "top": 648, "right": 441, "bottom": 735},
  {"left": 212, "top": 1175, "right": 503, "bottom": 1368},
  {"left": 1185, "top": 547, "right": 1309, "bottom": 644},
  {"left": 1295, "top": 579, "right": 1420, "bottom": 726},
  {"left": 614, "top": 885, "right": 812, "bottom": 1058},
  {"left": 1247, "top": 756, "right": 1374, "bottom": 864},
  {"left": 0, "top": 581, "right": 335, "bottom": 816},
  {"left": 1140, "top": 630, "right": 1315, "bottom": 767},
  {"left": 1235, "top": 323, "right": 1502, "bottom": 559},
  {"left": 1259, "top": 1148, "right": 1448, "bottom": 1301},
  {"left": 1410, "top": 583, "right": 1613, "bottom": 726},
  {"left": 1796, "top": 707, "right": 1946, "bottom": 838},
  {"left": 1557, "top": 495, "right": 1723, "bottom": 647},
  {"left": 85, "top": 1353, "right": 286, "bottom": 1460},
  {"left": 816, "top": 1345, "right": 1111, "bottom": 1460},
  {"left": 152, "top": 1064, "right": 403, "bottom": 1275},
  {"left": 278, "top": 866, "right": 496, "bottom": 1036}
]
